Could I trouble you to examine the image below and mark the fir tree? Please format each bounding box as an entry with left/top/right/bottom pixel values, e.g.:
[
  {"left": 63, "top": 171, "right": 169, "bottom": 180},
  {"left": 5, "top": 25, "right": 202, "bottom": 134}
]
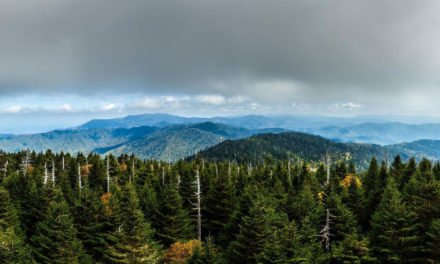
[
  {"left": 0, "top": 187, "right": 30, "bottom": 263},
  {"left": 153, "top": 182, "right": 193, "bottom": 246},
  {"left": 370, "top": 179, "right": 419, "bottom": 263},
  {"left": 30, "top": 187, "right": 85, "bottom": 264},
  {"left": 105, "top": 183, "right": 161, "bottom": 263}
]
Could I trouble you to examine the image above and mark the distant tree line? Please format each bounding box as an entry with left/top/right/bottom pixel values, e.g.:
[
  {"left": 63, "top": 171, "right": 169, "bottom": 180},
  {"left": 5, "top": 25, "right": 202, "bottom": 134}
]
[{"left": 0, "top": 150, "right": 439, "bottom": 263}]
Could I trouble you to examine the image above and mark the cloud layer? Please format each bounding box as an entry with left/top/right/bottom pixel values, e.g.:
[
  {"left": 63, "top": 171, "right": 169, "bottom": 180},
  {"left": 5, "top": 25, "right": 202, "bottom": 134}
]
[{"left": 0, "top": 0, "right": 440, "bottom": 123}]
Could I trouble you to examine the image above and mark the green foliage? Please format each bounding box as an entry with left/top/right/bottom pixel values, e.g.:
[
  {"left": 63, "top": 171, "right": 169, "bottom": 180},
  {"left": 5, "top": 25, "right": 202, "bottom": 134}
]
[
  {"left": 370, "top": 179, "right": 419, "bottom": 263},
  {"left": 0, "top": 187, "right": 30, "bottom": 263},
  {"left": 105, "top": 183, "right": 161, "bottom": 263},
  {"left": 0, "top": 151, "right": 437, "bottom": 263},
  {"left": 152, "top": 182, "right": 193, "bottom": 246},
  {"left": 30, "top": 187, "right": 85, "bottom": 264}
]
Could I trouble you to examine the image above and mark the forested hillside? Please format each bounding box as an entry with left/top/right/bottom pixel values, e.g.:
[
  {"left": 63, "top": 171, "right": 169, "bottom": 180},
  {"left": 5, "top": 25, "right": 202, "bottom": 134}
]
[
  {"left": 0, "top": 123, "right": 285, "bottom": 161},
  {"left": 0, "top": 151, "right": 439, "bottom": 263},
  {"left": 197, "top": 132, "right": 440, "bottom": 168}
]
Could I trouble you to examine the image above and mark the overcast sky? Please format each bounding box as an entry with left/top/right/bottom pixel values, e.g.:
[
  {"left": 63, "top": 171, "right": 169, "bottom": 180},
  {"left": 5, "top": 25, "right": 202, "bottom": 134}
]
[{"left": 1, "top": 0, "right": 440, "bottom": 133}]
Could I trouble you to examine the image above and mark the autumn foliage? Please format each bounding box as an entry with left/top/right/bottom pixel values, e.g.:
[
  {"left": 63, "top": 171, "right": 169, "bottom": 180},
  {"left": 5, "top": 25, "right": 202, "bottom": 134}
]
[{"left": 162, "top": 240, "right": 201, "bottom": 264}]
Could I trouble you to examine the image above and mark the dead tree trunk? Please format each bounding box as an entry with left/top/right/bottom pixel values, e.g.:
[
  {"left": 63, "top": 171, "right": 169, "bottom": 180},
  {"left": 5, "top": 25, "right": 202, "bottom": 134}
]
[
  {"left": 326, "top": 153, "right": 331, "bottom": 187},
  {"left": 21, "top": 150, "right": 30, "bottom": 177},
  {"left": 193, "top": 167, "right": 202, "bottom": 242},
  {"left": 2, "top": 160, "right": 8, "bottom": 178},
  {"left": 106, "top": 156, "right": 110, "bottom": 193},
  {"left": 43, "top": 162, "right": 49, "bottom": 185},
  {"left": 320, "top": 208, "right": 332, "bottom": 252},
  {"left": 78, "top": 163, "right": 82, "bottom": 193},
  {"left": 51, "top": 160, "right": 55, "bottom": 186}
]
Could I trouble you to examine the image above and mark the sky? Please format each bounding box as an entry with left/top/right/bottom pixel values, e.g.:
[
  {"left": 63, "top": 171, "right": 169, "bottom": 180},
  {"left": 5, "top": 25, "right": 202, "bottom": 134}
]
[{"left": 1, "top": 0, "right": 440, "bottom": 133}]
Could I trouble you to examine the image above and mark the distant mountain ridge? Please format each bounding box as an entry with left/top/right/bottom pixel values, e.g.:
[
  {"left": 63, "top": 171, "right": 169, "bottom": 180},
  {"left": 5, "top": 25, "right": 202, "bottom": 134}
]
[
  {"left": 0, "top": 122, "right": 286, "bottom": 161},
  {"left": 78, "top": 113, "right": 440, "bottom": 145},
  {"left": 313, "top": 122, "right": 440, "bottom": 145},
  {"left": 2, "top": 113, "right": 440, "bottom": 163}
]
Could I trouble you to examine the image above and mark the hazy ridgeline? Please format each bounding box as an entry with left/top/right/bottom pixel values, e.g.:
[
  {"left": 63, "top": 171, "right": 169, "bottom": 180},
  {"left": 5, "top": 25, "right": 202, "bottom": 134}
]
[{"left": 0, "top": 151, "right": 439, "bottom": 263}]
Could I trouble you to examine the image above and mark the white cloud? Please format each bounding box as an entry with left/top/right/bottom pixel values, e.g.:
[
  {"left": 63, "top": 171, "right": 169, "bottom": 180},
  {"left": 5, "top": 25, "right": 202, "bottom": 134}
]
[
  {"left": 2, "top": 105, "right": 23, "bottom": 114},
  {"left": 332, "top": 102, "right": 363, "bottom": 111},
  {"left": 101, "top": 103, "right": 116, "bottom": 111},
  {"left": 58, "top": 104, "right": 73, "bottom": 112},
  {"left": 196, "top": 94, "right": 226, "bottom": 105},
  {"left": 133, "top": 96, "right": 163, "bottom": 109}
]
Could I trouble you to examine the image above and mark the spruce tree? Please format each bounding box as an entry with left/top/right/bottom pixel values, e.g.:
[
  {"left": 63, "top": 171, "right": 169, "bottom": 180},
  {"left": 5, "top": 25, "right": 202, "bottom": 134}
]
[
  {"left": 203, "top": 172, "right": 233, "bottom": 238},
  {"left": 105, "top": 183, "right": 161, "bottom": 263},
  {"left": 370, "top": 179, "right": 418, "bottom": 263},
  {"left": 153, "top": 182, "right": 193, "bottom": 246},
  {"left": 426, "top": 219, "right": 440, "bottom": 262},
  {"left": 227, "top": 195, "right": 286, "bottom": 264},
  {"left": 30, "top": 187, "right": 85, "bottom": 264},
  {"left": 0, "top": 187, "right": 30, "bottom": 263},
  {"left": 73, "top": 188, "right": 113, "bottom": 262}
]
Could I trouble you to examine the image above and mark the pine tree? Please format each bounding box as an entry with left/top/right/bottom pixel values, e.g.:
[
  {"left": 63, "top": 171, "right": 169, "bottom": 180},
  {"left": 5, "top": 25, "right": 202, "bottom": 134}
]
[
  {"left": 153, "top": 182, "right": 193, "bottom": 246},
  {"left": 227, "top": 195, "right": 286, "bottom": 264},
  {"left": 73, "top": 188, "right": 113, "bottom": 262},
  {"left": 370, "top": 179, "right": 419, "bottom": 263},
  {"left": 362, "top": 158, "right": 385, "bottom": 229},
  {"left": 426, "top": 219, "right": 440, "bottom": 262},
  {"left": 390, "top": 155, "right": 404, "bottom": 182},
  {"left": 403, "top": 175, "right": 440, "bottom": 262},
  {"left": 105, "top": 183, "right": 161, "bottom": 263},
  {"left": 0, "top": 187, "right": 30, "bottom": 262},
  {"left": 203, "top": 172, "right": 233, "bottom": 238},
  {"left": 401, "top": 157, "right": 417, "bottom": 188},
  {"left": 30, "top": 187, "right": 85, "bottom": 264}
]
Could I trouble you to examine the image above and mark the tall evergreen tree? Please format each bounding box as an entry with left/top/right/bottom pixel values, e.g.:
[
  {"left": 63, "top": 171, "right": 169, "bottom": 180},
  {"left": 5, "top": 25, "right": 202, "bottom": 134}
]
[
  {"left": 0, "top": 187, "right": 30, "bottom": 263},
  {"left": 370, "top": 179, "right": 418, "bottom": 263},
  {"left": 30, "top": 187, "right": 85, "bottom": 264},
  {"left": 105, "top": 183, "right": 161, "bottom": 263},
  {"left": 153, "top": 182, "right": 193, "bottom": 246}
]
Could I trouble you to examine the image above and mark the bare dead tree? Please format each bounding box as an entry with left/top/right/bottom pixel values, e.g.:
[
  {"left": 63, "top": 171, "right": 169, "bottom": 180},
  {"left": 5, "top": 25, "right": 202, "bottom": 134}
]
[
  {"left": 177, "top": 173, "right": 181, "bottom": 188},
  {"left": 320, "top": 208, "right": 334, "bottom": 252},
  {"left": 215, "top": 162, "right": 219, "bottom": 179},
  {"left": 106, "top": 156, "right": 110, "bottom": 193},
  {"left": 20, "top": 150, "right": 31, "bottom": 177},
  {"left": 1, "top": 160, "right": 8, "bottom": 178},
  {"left": 51, "top": 159, "right": 55, "bottom": 186},
  {"left": 43, "top": 162, "right": 49, "bottom": 185},
  {"left": 78, "top": 163, "right": 82, "bottom": 193},
  {"left": 62, "top": 155, "right": 65, "bottom": 171},
  {"left": 192, "top": 167, "right": 202, "bottom": 242},
  {"left": 319, "top": 153, "right": 334, "bottom": 252},
  {"left": 326, "top": 153, "right": 331, "bottom": 187}
]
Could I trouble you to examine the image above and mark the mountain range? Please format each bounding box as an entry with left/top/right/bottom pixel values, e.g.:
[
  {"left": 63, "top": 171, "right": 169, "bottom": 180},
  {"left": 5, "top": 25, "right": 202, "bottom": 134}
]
[
  {"left": 0, "top": 121, "right": 285, "bottom": 161},
  {"left": 80, "top": 113, "right": 440, "bottom": 145},
  {"left": 1, "top": 113, "right": 440, "bottom": 163}
]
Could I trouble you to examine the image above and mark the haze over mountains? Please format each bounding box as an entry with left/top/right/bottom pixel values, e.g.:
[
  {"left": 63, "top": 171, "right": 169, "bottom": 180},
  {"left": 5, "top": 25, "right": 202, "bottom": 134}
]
[{"left": 0, "top": 113, "right": 440, "bottom": 162}]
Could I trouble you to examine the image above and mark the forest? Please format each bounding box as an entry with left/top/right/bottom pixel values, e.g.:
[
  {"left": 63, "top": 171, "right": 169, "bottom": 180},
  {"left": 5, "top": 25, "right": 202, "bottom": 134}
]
[{"left": 0, "top": 150, "right": 439, "bottom": 263}]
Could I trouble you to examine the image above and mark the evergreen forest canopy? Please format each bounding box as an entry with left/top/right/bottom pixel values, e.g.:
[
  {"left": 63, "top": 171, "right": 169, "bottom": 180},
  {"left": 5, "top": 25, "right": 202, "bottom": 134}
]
[{"left": 0, "top": 150, "right": 439, "bottom": 263}]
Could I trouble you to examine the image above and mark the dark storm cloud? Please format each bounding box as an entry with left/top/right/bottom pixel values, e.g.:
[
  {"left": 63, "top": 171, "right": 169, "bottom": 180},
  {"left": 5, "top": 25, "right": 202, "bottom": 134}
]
[{"left": 0, "top": 0, "right": 440, "bottom": 105}]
